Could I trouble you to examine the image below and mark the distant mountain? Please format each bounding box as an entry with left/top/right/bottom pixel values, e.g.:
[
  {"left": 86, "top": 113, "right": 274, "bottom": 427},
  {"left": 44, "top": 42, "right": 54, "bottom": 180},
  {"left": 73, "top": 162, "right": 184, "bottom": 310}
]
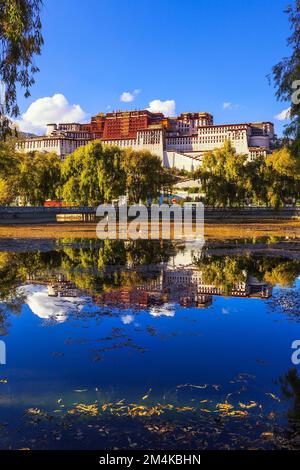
[{"left": 17, "top": 131, "right": 38, "bottom": 139}]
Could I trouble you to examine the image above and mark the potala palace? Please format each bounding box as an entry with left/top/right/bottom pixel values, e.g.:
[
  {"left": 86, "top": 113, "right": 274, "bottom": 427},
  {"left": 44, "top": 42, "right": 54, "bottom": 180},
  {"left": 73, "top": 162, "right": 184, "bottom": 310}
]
[{"left": 16, "top": 110, "right": 276, "bottom": 171}]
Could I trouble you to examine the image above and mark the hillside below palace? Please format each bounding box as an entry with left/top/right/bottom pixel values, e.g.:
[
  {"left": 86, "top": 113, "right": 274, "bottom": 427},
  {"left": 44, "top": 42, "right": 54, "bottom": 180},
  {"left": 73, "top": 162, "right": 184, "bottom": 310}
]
[{"left": 16, "top": 110, "right": 276, "bottom": 171}]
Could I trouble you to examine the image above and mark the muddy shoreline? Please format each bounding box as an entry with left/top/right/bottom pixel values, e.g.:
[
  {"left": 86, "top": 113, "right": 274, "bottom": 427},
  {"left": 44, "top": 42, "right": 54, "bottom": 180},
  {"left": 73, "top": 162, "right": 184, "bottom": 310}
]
[{"left": 0, "top": 220, "right": 299, "bottom": 240}]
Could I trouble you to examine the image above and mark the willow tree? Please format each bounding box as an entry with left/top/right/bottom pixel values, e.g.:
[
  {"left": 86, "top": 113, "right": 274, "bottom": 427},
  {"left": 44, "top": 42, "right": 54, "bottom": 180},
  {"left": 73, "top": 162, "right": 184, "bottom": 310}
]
[
  {"left": 17, "top": 151, "right": 61, "bottom": 205},
  {"left": 0, "top": 0, "right": 43, "bottom": 136},
  {"left": 264, "top": 147, "right": 300, "bottom": 207},
  {"left": 97, "top": 145, "right": 126, "bottom": 202},
  {"left": 61, "top": 142, "right": 104, "bottom": 205},
  {"left": 195, "top": 140, "right": 249, "bottom": 207},
  {"left": 272, "top": 1, "right": 300, "bottom": 156},
  {"left": 0, "top": 140, "right": 19, "bottom": 204},
  {"left": 124, "top": 149, "right": 163, "bottom": 203}
]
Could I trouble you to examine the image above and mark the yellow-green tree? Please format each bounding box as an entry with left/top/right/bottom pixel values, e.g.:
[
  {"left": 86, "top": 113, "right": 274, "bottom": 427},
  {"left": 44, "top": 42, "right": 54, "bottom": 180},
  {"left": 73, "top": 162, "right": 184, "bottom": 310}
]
[
  {"left": 17, "top": 151, "right": 61, "bottom": 205},
  {"left": 265, "top": 147, "right": 300, "bottom": 207},
  {"left": 123, "top": 149, "right": 163, "bottom": 203},
  {"left": 61, "top": 142, "right": 126, "bottom": 205},
  {"left": 0, "top": 178, "right": 14, "bottom": 204},
  {"left": 0, "top": 140, "right": 19, "bottom": 204},
  {"left": 195, "top": 140, "right": 249, "bottom": 207},
  {"left": 61, "top": 143, "right": 169, "bottom": 205}
]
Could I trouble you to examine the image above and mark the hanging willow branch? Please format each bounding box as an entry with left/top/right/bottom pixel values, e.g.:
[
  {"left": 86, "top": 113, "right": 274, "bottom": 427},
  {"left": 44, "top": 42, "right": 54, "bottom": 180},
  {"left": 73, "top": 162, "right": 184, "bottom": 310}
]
[{"left": 0, "top": 0, "right": 43, "bottom": 136}]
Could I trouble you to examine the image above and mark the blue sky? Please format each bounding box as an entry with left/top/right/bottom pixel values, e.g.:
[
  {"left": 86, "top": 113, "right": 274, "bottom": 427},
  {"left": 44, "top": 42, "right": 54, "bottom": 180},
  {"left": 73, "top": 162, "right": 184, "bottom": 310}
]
[{"left": 17, "top": 0, "right": 292, "bottom": 135}]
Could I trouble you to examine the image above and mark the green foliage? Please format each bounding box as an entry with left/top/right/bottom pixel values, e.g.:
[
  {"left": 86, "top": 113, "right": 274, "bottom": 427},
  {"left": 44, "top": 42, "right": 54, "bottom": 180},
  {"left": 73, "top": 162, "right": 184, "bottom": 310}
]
[
  {"left": 265, "top": 148, "right": 300, "bottom": 207},
  {"left": 3, "top": 138, "right": 298, "bottom": 208},
  {"left": 194, "top": 252, "right": 300, "bottom": 290},
  {"left": 0, "top": 142, "right": 61, "bottom": 205},
  {"left": 195, "top": 140, "right": 249, "bottom": 207},
  {"left": 271, "top": 1, "right": 300, "bottom": 156},
  {"left": 0, "top": 0, "right": 43, "bottom": 136},
  {"left": 195, "top": 255, "right": 247, "bottom": 295},
  {"left": 123, "top": 149, "right": 162, "bottom": 203},
  {"left": 195, "top": 141, "right": 300, "bottom": 207},
  {"left": 61, "top": 142, "right": 104, "bottom": 205},
  {"left": 17, "top": 151, "right": 61, "bottom": 205},
  {"left": 0, "top": 140, "right": 173, "bottom": 206},
  {"left": 61, "top": 142, "right": 169, "bottom": 205},
  {"left": 0, "top": 140, "right": 19, "bottom": 204},
  {"left": 98, "top": 145, "right": 126, "bottom": 202},
  {"left": 0, "top": 177, "right": 14, "bottom": 204},
  {"left": 61, "top": 142, "right": 127, "bottom": 205}
]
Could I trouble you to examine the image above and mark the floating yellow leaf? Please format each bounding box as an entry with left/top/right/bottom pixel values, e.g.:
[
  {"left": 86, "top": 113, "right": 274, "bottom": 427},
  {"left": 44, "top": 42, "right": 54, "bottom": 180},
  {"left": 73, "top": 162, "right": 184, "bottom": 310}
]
[
  {"left": 260, "top": 432, "right": 274, "bottom": 440},
  {"left": 176, "top": 406, "right": 195, "bottom": 413},
  {"left": 74, "top": 403, "right": 99, "bottom": 416},
  {"left": 26, "top": 408, "right": 43, "bottom": 415},
  {"left": 227, "top": 410, "right": 248, "bottom": 417},
  {"left": 142, "top": 388, "right": 152, "bottom": 400},
  {"left": 239, "top": 401, "right": 257, "bottom": 409},
  {"left": 216, "top": 403, "right": 234, "bottom": 412},
  {"left": 266, "top": 392, "right": 280, "bottom": 402},
  {"left": 216, "top": 403, "right": 248, "bottom": 418}
]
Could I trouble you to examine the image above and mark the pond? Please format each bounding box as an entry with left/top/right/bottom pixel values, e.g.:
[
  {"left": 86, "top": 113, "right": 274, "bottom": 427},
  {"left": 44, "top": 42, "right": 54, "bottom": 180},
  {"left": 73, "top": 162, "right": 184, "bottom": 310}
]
[{"left": 0, "top": 237, "right": 300, "bottom": 449}]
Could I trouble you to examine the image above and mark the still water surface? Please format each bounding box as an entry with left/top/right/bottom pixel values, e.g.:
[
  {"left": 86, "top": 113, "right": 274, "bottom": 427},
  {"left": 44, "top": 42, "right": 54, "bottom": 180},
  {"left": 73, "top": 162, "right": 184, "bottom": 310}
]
[{"left": 0, "top": 238, "right": 300, "bottom": 449}]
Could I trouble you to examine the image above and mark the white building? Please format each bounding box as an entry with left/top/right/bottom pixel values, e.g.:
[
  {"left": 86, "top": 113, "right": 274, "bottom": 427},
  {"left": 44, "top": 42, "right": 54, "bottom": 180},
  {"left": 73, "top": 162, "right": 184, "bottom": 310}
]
[{"left": 15, "top": 111, "right": 276, "bottom": 170}]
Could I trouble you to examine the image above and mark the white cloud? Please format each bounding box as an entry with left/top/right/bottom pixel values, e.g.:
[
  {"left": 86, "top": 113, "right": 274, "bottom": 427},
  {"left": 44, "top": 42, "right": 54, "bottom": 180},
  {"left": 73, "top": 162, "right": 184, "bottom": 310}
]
[
  {"left": 120, "top": 92, "right": 135, "bottom": 102},
  {"left": 147, "top": 99, "right": 176, "bottom": 116},
  {"left": 149, "top": 303, "right": 176, "bottom": 317},
  {"left": 20, "top": 285, "right": 95, "bottom": 323},
  {"left": 274, "top": 107, "right": 291, "bottom": 121},
  {"left": 120, "top": 89, "right": 140, "bottom": 103},
  {"left": 121, "top": 314, "right": 135, "bottom": 325},
  {"left": 16, "top": 93, "right": 87, "bottom": 134},
  {"left": 222, "top": 102, "right": 239, "bottom": 110}
]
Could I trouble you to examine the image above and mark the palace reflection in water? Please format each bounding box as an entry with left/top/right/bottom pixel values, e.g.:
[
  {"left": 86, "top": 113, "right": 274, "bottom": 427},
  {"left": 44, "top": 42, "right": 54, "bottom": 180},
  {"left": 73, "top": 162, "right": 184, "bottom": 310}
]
[{"left": 30, "top": 264, "right": 273, "bottom": 321}]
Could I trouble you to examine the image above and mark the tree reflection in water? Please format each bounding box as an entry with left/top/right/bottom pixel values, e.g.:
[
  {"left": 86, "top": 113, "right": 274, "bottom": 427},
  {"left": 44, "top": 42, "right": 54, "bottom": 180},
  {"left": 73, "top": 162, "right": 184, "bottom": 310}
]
[
  {"left": 280, "top": 368, "right": 300, "bottom": 421},
  {"left": 0, "top": 241, "right": 300, "bottom": 330}
]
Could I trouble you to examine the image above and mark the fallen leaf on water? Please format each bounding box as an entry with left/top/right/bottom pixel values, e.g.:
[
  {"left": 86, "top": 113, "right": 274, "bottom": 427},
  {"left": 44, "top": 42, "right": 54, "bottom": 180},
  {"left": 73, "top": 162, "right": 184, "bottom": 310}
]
[
  {"left": 216, "top": 403, "right": 234, "bottom": 412},
  {"left": 142, "top": 388, "right": 152, "bottom": 401},
  {"left": 115, "top": 399, "right": 125, "bottom": 405},
  {"left": 177, "top": 383, "right": 208, "bottom": 390},
  {"left": 212, "top": 384, "right": 220, "bottom": 391},
  {"left": 70, "top": 403, "right": 99, "bottom": 416},
  {"left": 239, "top": 401, "right": 258, "bottom": 409},
  {"left": 216, "top": 403, "right": 248, "bottom": 418},
  {"left": 176, "top": 406, "right": 195, "bottom": 413},
  {"left": 260, "top": 432, "right": 274, "bottom": 440},
  {"left": 26, "top": 408, "right": 43, "bottom": 415},
  {"left": 265, "top": 392, "right": 280, "bottom": 402}
]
